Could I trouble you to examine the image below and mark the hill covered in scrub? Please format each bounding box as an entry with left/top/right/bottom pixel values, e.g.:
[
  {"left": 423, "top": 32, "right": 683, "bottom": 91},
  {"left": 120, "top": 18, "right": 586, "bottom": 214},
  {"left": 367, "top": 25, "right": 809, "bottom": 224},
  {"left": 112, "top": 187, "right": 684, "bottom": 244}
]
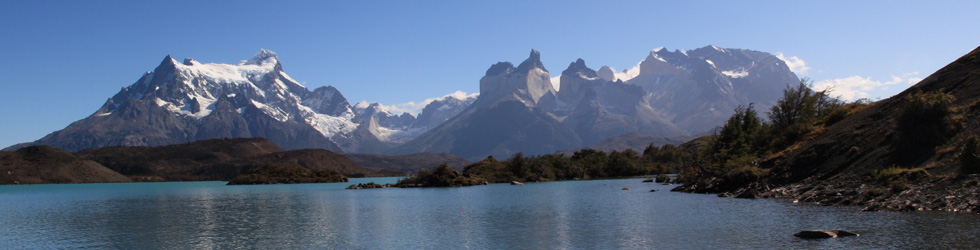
[
  {"left": 673, "top": 45, "right": 980, "bottom": 213},
  {"left": 0, "top": 146, "right": 131, "bottom": 184},
  {"left": 75, "top": 138, "right": 372, "bottom": 181}
]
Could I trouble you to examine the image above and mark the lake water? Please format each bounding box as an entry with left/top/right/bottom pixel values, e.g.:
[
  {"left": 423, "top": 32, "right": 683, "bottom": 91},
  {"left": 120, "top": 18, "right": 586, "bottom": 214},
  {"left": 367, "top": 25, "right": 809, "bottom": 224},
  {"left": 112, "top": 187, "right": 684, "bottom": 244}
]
[{"left": 1, "top": 177, "right": 978, "bottom": 249}]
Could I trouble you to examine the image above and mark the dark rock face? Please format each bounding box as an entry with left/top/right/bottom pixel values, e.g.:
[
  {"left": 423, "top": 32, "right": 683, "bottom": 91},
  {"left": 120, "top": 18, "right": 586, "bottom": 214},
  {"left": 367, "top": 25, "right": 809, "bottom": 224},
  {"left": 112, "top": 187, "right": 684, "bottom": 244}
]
[{"left": 304, "top": 86, "right": 352, "bottom": 117}]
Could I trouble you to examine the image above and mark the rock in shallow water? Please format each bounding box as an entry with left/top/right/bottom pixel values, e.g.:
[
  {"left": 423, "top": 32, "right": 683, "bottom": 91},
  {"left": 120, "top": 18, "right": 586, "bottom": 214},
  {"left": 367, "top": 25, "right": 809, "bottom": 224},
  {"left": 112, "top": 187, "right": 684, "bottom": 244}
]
[{"left": 794, "top": 229, "right": 859, "bottom": 239}]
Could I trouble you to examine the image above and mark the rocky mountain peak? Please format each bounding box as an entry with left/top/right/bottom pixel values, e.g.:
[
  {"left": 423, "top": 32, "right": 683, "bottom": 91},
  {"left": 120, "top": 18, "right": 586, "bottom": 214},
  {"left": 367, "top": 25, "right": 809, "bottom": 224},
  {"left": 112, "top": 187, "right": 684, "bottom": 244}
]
[
  {"left": 516, "top": 49, "right": 546, "bottom": 72},
  {"left": 485, "top": 62, "right": 514, "bottom": 76},
  {"left": 245, "top": 49, "right": 278, "bottom": 65},
  {"left": 159, "top": 55, "right": 179, "bottom": 68},
  {"left": 597, "top": 66, "right": 616, "bottom": 82},
  {"left": 245, "top": 49, "right": 282, "bottom": 72},
  {"left": 562, "top": 58, "right": 597, "bottom": 79}
]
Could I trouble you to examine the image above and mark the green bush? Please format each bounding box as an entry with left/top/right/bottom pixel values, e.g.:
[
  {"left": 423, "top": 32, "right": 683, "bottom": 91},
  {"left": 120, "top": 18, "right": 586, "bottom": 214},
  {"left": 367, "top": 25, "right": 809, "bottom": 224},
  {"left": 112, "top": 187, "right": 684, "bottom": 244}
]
[
  {"left": 768, "top": 78, "right": 841, "bottom": 147},
  {"left": 898, "top": 90, "right": 956, "bottom": 145}
]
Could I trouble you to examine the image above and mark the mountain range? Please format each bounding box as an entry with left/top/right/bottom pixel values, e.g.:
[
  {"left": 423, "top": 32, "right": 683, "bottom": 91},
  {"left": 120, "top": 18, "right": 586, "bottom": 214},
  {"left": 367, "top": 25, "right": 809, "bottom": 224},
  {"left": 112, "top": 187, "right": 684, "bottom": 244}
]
[
  {"left": 4, "top": 50, "right": 474, "bottom": 154},
  {"left": 391, "top": 47, "right": 799, "bottom": 160},
  {"left": 5, "top": 46, "right": 799, "bottom": 161}
]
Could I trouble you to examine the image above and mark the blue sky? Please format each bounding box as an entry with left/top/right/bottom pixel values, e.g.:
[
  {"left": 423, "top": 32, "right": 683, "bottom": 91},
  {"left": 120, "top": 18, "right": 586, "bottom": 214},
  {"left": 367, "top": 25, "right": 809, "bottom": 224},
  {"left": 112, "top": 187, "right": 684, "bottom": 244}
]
[{"left": 1, "top": 0, "right": 979, "bottom": 148}]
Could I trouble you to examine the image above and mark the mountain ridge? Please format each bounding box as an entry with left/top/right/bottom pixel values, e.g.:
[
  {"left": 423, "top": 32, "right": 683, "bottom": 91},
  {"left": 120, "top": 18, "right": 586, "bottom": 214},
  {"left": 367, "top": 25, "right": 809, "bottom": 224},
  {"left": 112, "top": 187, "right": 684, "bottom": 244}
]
[
  {"left": 392, "top": 46, "right": 800, "bottom": 160},
  {"left": 3, "top": 50, "right": 473, "bottom": 154}
]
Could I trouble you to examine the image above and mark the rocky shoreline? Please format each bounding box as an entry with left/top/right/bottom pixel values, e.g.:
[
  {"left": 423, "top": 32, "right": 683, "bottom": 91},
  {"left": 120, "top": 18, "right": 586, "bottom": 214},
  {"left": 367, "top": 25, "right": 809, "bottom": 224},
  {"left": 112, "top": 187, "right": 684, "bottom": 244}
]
[{"left": 674, "top": 174, "right": 980, "bottom": 214}]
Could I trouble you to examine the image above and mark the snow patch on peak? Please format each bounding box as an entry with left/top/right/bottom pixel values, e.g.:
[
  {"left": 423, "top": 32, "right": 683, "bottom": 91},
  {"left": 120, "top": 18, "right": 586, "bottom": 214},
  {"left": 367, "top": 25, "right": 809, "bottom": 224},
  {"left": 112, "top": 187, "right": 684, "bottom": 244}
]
[
  {"left": 251, "top": 99, "right": 289, "bottom": 122},
  {"left": 603, "top": 62, "right": 642, "bottom": 82},
  {"left": 550, "top": 75, "right": 561, "bottom": 91},
  {"left": 245, "top": 49, "right": 278, "bottom": 66},
  {"left": 722, "top": 70, "right": 749, "bottom": 78},
  {"left": 183, "top": 58, "right": 199, "bottom": 66},
  {"left": 353, "top": 101, "right": 372, "bottom": 110},
  {"left": 648, "top": 51, "right": 668, "bottom": 63},
  {"left": 438, "top": 90, "right": 480, "bottom": 102},
  {"left": 653, "top": 47, "right": 666, "bottom": 52},
  {"left": 705, "top": 59, "right": 716, "bottom": 68},
  {"left": 710, "top": 45, "right": 726, "bottom": 52},
  {"left": 299, "top": 104, "right": 357, "bottom": 138},
  {"left": 375, "top": 91, "right": 479, "bottom": 116},
  {"left": 168, "top": 51, "right": 282, "bottom": 95}
]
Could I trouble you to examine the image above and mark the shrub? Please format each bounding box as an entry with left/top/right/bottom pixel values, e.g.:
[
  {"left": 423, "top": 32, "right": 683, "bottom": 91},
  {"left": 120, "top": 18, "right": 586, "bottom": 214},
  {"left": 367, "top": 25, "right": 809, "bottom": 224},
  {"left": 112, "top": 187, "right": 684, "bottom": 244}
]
[
  {"left": 822, "top": 99, "right": 871, "bottom": 126},
  {"left": 874, "top": 166, "right": 929, "bottom": 182},
  {"left": 714, "top": 104, "right": 764, "bottom": 160},
  {"left": 898, "top": 90, "right": 957, "bottom": 145},
  {"left": 768, "top": 78, "right": 841, "bottom": 146},
  {"left": 962, "top": 136, "right": 980, "bottom": 175}
]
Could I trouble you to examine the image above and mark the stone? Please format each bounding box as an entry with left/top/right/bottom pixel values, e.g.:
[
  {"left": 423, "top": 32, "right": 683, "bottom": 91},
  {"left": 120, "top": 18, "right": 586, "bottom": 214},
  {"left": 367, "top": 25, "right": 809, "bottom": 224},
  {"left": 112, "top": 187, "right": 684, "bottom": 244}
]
[{"left": 794, "top": 229, "right": 859, "bottom": 239}]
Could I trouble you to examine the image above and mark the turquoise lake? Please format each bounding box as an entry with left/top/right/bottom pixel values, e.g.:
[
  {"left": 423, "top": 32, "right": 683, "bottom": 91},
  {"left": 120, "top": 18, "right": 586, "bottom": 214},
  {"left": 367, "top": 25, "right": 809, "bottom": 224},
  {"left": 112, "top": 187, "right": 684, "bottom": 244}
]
[{"left": 1, "top": 177, "right": 978, "bottom": 249}]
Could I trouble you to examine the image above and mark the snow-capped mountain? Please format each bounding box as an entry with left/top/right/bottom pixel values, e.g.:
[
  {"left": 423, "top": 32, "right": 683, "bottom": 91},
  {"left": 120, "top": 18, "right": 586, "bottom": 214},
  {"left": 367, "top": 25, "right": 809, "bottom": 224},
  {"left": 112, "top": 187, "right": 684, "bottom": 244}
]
[
  {"left": 602, "top": 46, "right": 799, "bottom": 133},
  {"left": 392, "top": 46, "right": 800, "bottom": 160},
  {"left": 5, "top": 46, "right": 798, "bottom": 160},
  {"left": 5, "top": 50, "right": 470, "bottom": 153}
]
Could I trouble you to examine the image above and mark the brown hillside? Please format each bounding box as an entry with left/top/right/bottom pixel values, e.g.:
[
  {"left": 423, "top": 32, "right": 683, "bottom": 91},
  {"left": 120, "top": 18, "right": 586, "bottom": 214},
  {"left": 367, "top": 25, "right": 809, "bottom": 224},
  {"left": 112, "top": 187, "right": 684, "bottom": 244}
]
[
  {"left": 76, "top": 138, "right": 370, "bottom": 181},
  {"left": 759, "top": 45, "right": 980, "bottom": 211},
  {"left": 0, "top": 146, "right": 130, "bottom": 184}
]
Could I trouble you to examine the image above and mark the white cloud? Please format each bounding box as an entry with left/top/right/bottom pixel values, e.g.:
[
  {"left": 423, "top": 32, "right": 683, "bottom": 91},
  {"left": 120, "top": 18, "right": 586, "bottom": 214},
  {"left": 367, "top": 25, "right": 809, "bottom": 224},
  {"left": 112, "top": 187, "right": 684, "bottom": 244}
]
[
  {"left": 361, "top": 91, "right": 479, "bottom": 116},
  {"left": 813, "top": 72, "right": 922, "bottom": 101},
  {"left": 550, "top": 75, "right": 561, "bottom": 91},
  {"left": 776, "top": 52, "right": 810, "bottom": 76}
]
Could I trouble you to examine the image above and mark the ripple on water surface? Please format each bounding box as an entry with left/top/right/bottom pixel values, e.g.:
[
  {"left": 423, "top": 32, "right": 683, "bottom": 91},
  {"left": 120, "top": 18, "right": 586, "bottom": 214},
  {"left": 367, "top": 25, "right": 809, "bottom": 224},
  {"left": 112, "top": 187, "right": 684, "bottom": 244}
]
[{"left": 0, "top": 177, "right": 978, "bottom": 249}]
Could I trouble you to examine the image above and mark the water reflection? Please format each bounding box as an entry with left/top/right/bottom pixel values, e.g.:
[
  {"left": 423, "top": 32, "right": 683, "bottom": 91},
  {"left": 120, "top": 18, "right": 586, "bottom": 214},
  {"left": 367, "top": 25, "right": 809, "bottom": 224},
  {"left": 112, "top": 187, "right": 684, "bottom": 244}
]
[{"left": 1, "top": 178, "right": 979, "bottom": 249}]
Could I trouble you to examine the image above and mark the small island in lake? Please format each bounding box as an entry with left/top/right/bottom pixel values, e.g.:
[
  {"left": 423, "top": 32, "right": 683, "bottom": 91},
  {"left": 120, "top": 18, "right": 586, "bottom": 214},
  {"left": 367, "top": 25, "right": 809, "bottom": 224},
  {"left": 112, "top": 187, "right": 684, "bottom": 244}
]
[{"left": 227, "top": 163, "right": 348, "bottom": 185}]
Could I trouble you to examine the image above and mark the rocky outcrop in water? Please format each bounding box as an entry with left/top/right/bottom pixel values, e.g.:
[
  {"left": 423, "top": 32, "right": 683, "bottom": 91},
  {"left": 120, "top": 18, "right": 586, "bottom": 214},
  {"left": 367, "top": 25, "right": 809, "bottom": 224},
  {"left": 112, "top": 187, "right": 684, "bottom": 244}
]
[{"left": 794, "top": 229, "right": 859, "bottom": 239}]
